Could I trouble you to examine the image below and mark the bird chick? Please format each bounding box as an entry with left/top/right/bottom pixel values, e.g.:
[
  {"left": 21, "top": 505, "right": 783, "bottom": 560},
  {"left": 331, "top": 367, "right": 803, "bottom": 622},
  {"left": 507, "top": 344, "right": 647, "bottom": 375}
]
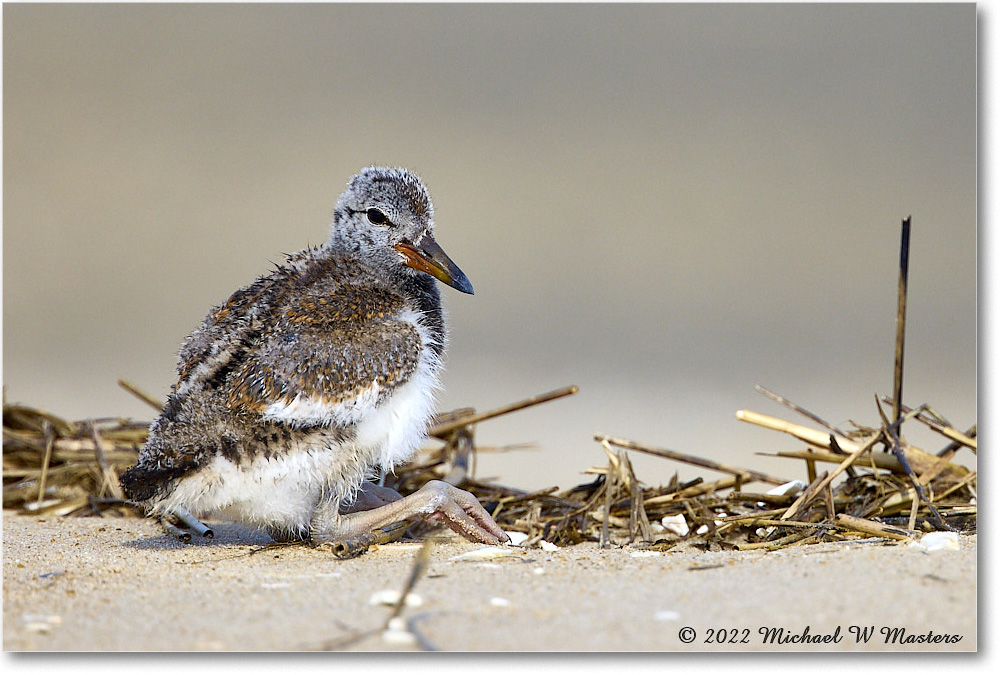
[{"left": 121, "top": 167, "right": 508, "bottom": 547}]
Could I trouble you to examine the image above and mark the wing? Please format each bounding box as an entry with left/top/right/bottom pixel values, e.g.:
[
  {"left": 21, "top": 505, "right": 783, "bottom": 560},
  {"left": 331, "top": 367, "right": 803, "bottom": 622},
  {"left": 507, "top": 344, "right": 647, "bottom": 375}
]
[
  {"left": 225, "top": 287, "right": 426, "bottom": 428},
  {"left": 174, "top": 270, "right": 287, "bottom": 392},
  {"left": 173, "top": 252, "right": 413, "bottom": 399}
]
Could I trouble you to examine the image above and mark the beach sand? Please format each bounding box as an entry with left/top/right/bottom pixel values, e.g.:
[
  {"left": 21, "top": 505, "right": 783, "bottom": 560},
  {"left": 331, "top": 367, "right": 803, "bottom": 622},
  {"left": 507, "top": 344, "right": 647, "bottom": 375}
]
[{"left": 2, "top": 512, "right": 975, "bottom": 652}]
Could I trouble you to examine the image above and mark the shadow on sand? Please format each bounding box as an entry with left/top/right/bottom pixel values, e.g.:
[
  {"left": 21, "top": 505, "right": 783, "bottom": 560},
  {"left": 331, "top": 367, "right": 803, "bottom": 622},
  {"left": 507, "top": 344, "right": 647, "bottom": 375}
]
[{"left": 121, "top": 520, "right": 275, "bottom": 550}]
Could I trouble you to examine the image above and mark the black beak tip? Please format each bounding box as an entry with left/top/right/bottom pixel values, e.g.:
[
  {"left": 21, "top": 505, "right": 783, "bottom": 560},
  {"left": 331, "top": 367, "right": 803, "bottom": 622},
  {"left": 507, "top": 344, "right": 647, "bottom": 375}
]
[{"left": 452, "top": 272, "right": 475, "bottom": 295}]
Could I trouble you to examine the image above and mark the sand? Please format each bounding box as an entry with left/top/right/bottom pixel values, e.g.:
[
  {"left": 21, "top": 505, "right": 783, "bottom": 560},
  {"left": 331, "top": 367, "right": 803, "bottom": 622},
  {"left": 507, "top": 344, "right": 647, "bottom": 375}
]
[{"left": 2, "top": 512, "right": 976, "bottom": 652}]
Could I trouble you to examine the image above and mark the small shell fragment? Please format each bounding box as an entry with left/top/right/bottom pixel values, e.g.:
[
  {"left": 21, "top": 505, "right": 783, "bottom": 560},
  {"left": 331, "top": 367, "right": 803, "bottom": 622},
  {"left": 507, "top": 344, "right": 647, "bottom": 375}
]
[
  {"left": 369, "top": 589, "right": 423, "bottom": 607},
  {"left": 909, "top": 531, "right": 960, "bottom": 552},
  {"left": 506, "top": 531, "right": 529, "bottom": 546},
  {"left": 490, "top": 597, "right": 511, "bottom": 607},
  {"left": 448, "top": 546, "right": 518, "bottom": 562},
  {"left": 381, "top": 617, "right": 418, "bottom": 647},
  {"left": 766, "top": 480, "right": 806, "bottom": 497},
  {"left": 21, "top": 614, "right": 61, "bottom": 635},
  {"left": 538, "top": 540, "right": 558, "bottom": 552},
  {"left": 630, "top": 550, "right": 663, "bottom": 558},
  {"left": 661, "top": 514, "right": 689, "bottom": 536}
]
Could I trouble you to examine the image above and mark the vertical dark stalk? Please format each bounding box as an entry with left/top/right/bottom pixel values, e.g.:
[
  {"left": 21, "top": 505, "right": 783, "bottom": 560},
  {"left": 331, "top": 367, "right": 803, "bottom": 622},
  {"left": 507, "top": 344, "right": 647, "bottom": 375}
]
[{"left": 892, "top": 216, "right": 911, "bottom": 425}]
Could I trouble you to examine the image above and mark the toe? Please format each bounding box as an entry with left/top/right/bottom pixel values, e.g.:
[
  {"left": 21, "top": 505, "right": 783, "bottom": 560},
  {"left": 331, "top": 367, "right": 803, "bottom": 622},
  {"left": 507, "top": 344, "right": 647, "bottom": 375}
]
[{"left": 423, "top": 481, "right": 509, "bottom": 544}]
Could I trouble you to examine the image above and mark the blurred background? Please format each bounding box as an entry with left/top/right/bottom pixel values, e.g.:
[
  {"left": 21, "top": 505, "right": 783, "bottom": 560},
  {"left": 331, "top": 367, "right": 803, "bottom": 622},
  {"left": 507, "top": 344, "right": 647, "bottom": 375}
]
[{"left": 3, "top": 4, "right": 977, "bottom": 491}]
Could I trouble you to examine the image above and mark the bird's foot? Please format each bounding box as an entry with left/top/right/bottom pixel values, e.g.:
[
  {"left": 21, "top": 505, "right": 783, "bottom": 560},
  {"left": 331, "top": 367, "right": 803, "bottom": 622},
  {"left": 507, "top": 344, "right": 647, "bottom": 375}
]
[
  {"left": 310, "top": 480, "right": 508, "bottom": 547},
  {"left": 415, "top": 480, "right": 509, "bottom": 544}
]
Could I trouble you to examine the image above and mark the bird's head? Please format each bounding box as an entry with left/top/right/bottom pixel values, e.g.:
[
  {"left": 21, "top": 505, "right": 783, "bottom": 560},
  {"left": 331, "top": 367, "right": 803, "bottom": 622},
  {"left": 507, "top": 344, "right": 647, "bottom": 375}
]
[{"left": 328, "top": 167, "right": 474, "bottom": 294}]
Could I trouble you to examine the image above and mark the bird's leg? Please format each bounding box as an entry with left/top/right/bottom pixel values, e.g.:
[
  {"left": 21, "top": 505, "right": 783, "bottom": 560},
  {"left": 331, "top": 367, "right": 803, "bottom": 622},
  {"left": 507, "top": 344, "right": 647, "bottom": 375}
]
[
  {"left": 158, "top": 506, "right": 214, "bottom": 541},
  {"left": 172, "top": 505, "right": 215, "bottom": 538},
  {"left": 310, "top": 480, "right": 509, "bottom": 546}
]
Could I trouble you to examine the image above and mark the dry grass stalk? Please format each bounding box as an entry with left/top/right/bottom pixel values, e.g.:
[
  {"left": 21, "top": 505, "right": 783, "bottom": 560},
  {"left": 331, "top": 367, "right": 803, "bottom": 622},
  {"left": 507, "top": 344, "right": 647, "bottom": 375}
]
[
  {"left": 117, "top": 378, "right": 165, "bottom": 412},
  {"left": 881, "top": 397, "right": 977, "bottom": 451},
  {"left": 755, "top": 385, "right": 849, "bottom": 439},
  {"left": 835, "top": 514, "right": 914, "bottom": 541},
  {"left": 596, "top": 434, "right": 789, "bottom": 486},
  {"left": 764, "top": 448, "right": 968, "bottom": 482},
  {"left": 892, "top": 216, "right": 912, "bottom": 425},
  {"left": 737, "top": 409, "right": 863, "bottom": 452},
  {"left": 36, "top": 422, "right": 55, "bottom": 508},
  {"left": 427, "top": 385, "right": 578, "bottom": 439}
]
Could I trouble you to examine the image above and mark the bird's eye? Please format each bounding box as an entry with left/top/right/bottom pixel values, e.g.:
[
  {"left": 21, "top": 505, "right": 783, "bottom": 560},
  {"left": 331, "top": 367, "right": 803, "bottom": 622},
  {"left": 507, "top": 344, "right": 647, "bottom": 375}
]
[{"left": 366, "top": 208, "right": 389, "bottom": 225}]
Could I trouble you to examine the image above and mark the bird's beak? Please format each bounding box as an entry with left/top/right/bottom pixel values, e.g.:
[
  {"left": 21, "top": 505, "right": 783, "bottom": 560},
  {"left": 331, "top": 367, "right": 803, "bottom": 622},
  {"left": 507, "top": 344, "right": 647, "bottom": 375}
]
[{"left": 394, "top": 233, "right": 474, "bottom": 295}]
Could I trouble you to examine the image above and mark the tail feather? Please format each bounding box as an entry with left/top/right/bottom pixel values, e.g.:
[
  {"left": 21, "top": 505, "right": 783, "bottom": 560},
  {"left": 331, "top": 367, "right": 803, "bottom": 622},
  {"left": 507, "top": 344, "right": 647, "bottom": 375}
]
[{"left": 120, "top": 461, "right": 197, "bottom": 504}]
